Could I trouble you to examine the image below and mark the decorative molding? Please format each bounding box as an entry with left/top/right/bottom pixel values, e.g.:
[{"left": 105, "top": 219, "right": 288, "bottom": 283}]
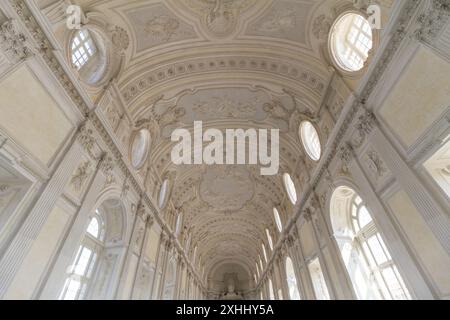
[{"left": 0, "top": 19, "right": 33, "bottom": 63}]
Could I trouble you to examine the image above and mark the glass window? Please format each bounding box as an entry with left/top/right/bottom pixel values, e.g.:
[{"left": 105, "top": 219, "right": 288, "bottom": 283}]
[
  {"left": 266, "top": 229, "right": 273, "bottom": 250},
  {"left": 175, "top": 213, "right": 182, "bottom": 237},
  {"left": 283, "top": 173, "right": 297, "bottom": 205},
  {"left": 59, "top": 209, "right": 105, "bottom": 300},
  {"left": 159, "top": 179, "right": 169, "bottom": 208},
  {"left": 262, "top": 243, "right": 268, "bottom": 262},
  {"left": 285, "top": 257, "right": 301, "bottom": 300},
  {"left": 331, "top": 186, "right": 411, "bottom": 300},
  {"left": 273, "top": 208, "right": 283, "bottom": 232},
  {"left": 71, "top": 29, "right": 97, "bottom": 70},
  {"left": 308, "top": 257, "right": 330, "bottom": 300},
  {"left": 299, "top": 121, "right": 321, "bottom": 161},
  {"left": 330, "top": 13, "right": 373, "bottom": 72}
]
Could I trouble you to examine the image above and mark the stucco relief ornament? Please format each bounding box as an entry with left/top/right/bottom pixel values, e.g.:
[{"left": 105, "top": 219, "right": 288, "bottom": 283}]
[
  {"left": 77, "top": 124, "right": 96, "bottom": 158},
  {"left": 145, "top": 16, "right": 180, "bottom": 42},
  {"left": 366, "top": 150, "right": 387, "bottom": 179},
  {"left": 312, "top": 14, "right": 332, "bottom": 40},
  {"left": 110, "top": 26, "right": 130, "bottom": 51},
  {"left": 339, "top": 143, "right": 353, "bottom": 175},
  {"left": 71, "top": 161, "right": 91, "bottom": 191},
  {"left": 100, "top": 155, "right": 116, "bottom": 187},
  {"left": 183, "top": 0, "right": 255, "bottom": 38},
  {"left": 352, "top": 109, "right": 376, "bottom": 148},
  {"left": 414, "top": 0, "right": 450, "bottom": 43},
  {"left": 0, "top": 19, "right": 33, "bottom": 63}
]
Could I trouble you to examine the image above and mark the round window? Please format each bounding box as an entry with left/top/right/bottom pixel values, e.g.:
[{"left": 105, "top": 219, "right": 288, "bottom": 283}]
[
  {"left": 130, "top": 129, "right": 151, "bottom": 169},
  {"left": 299, "top": 121, "right": 321, "bottom": 161},
  {"left": 330, "top": 13, "right": 373, "bottom": 72}
]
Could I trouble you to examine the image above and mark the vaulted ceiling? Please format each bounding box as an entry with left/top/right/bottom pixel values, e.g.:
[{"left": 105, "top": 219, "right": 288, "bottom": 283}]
[{"left": 66, "top": 0, "right": 393, "bottom": 292}]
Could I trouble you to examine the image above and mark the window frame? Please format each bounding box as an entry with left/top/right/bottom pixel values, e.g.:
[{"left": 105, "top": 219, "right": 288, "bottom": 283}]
[{"left": 329, "top": 12, "right": 375, "bottom": 73}]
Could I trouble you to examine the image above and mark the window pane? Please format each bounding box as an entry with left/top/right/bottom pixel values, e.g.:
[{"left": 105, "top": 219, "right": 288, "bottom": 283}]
[
  {"left": 308, "top": 258, "right": 330, "bottom": 300},
  {"left": 367, "top": 235, "right": 389, "bottom": 265},
  {"left": 87, "top": 217, "right": 99, "bottom": 238},
  {"left": 358, "top": 205, "right": 372, "bottom": 229},
  {"left": 63, "top": 279, "right": 80, "bottom": 300},
  {"left": 74, "top": 247, "right": 92, "bottom": 276}
]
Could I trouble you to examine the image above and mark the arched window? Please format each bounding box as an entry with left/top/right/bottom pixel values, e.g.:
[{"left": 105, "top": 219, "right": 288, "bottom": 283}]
[
  {"left": 330, "top": 186, "right": 411, "bottom": 300},
  {"left": 59, "top": 199, "right": 125, "bottom": 300},
  {"left": 283, "top": 173, "right": 297, "bottom": 205},
  {"left": 59, "top": 213, "right": 104, "bottom": 300},
  {"left": 158, "top": 179, "right": 169, "bottom": 209},
  {"left": 273, "top": 207, "right": 283, "bottom": 232},
  {"left": 259, "top": 256, "right": 264, "bottom": 271},
  {"left": 299, "top": 121, "right": 321, "bottom": 161},
  {"left": 285, "top": 257, "right": 301, "bottom": 300},
  {"left": 262, "top": 243, "right": 268, "bottom": 262},
  {"left": 330, "top": 13, "right": 373, "bottom": 72},
  {"left": 266, "top": 229, "right": 273, "bottom": 250},
  {"left": 71, "top": 29, "right": 97, "bottom": 70},
  {"left": 268, "top": 279, "right": 275, "bottom": 300}
]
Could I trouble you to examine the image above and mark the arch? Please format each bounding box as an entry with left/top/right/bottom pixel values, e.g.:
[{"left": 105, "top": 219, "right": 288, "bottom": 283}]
[
  {"left": 59, "top": 196, "right": 127, "bottom": 300},
  {"left": 330, "top": 186, "right": 411, "bottom": 300}
]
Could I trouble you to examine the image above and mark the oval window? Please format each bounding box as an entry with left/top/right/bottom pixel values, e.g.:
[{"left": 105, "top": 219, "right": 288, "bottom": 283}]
[
  {"left": 130, "top": 129, "right": 151, "bottom": 169},
  {"left": 273, "top": 207, "right": 283, "bottom": 232},
  {"left": 159, "top": 179, "right": 169, "bottom": 209},
  {"left": 299, "top": 121, "right": 321, "bottom": 161},
  {"left": 330, "top": 13, "right": 373, "bottom": 72},
  {"left": 283, "top": 173, "right": 298, "bottom": 205}
]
